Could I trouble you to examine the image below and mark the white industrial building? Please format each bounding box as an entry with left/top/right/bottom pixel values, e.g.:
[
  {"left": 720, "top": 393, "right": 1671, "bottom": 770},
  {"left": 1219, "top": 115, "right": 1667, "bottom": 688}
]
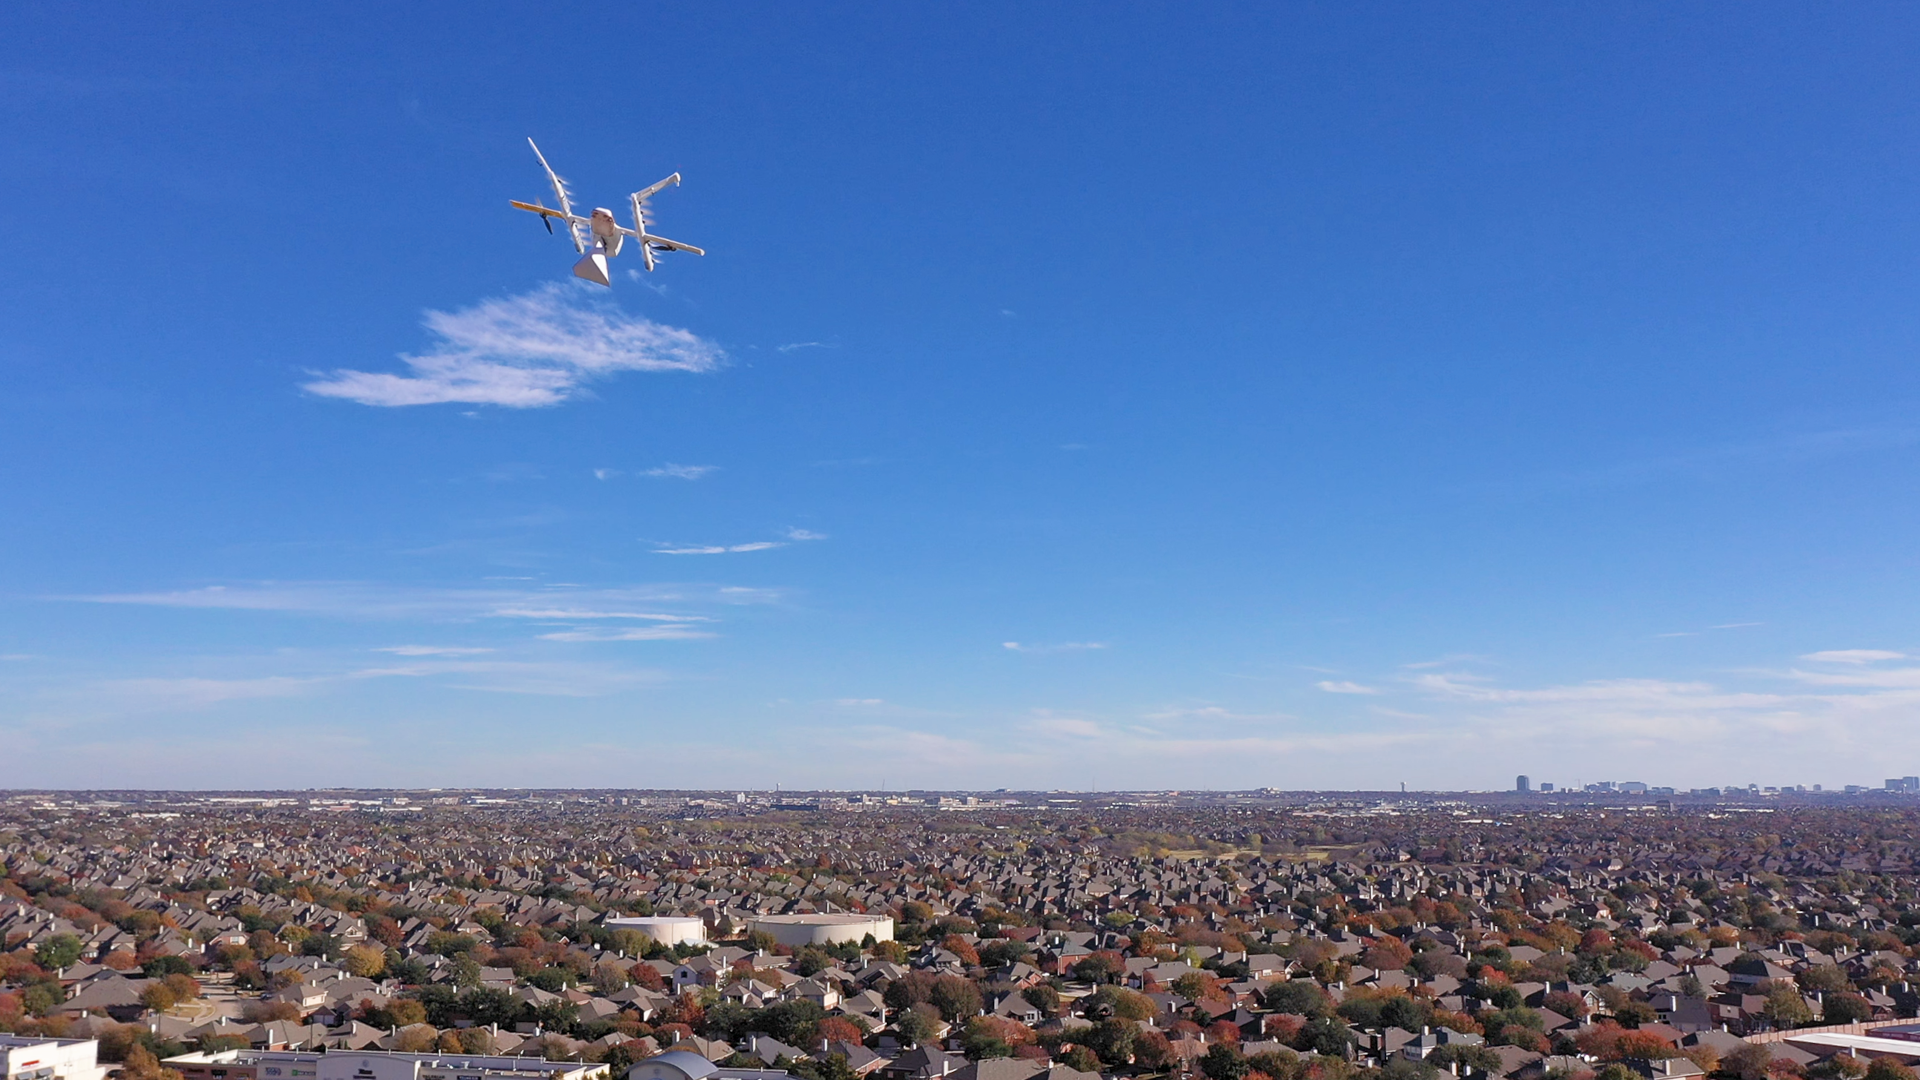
[
  {"left": 0, "top": 1036, "right": 108, "bottom": 1080},
  {"left": 745, "top": 913, "right": 893, "bottom": 947},
  {"left": 604, "top": 915, "right": 708, "bottom": 947},
  {"left": 628, "top": 1050, "right": 789, "bottom": 1080},
  {"left": 165, "top": 1050, "right": 608, "bottom": 1080}
]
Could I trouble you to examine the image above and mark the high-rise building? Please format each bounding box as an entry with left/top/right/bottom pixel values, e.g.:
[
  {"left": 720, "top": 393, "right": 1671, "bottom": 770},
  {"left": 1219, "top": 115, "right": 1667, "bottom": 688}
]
[{"left": 1515, "top": 775, "right": 1531, "bottom": 793}]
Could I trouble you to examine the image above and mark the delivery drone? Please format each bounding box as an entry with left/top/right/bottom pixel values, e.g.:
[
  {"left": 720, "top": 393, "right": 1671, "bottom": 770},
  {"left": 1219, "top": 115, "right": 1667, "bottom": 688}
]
[{"left": 510, "top": 138, "right": 705, "bottom": 286}]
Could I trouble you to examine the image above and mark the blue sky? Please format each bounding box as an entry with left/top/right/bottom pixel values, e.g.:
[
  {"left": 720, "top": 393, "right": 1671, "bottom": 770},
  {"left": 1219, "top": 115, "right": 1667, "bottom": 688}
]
[{"left": 6, "top": 4, "right": 1920, "bottom": 790}]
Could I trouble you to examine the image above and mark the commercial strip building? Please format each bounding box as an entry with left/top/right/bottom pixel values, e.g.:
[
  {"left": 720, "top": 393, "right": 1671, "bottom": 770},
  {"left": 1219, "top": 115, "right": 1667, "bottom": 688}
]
[
  {"left": 162, "top": 1050, "right": 609, "bottom": 1080},
  {"left": 0, "top": 1036, "right": 108, "bottom": 1080}
]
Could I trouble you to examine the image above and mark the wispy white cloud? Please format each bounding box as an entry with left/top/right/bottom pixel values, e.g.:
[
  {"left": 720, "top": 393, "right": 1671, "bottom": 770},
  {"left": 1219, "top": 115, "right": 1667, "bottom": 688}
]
[
  {"left": 302, "top": 284, "right": 724, "bottom": 407},
  {"left": 103, "top": 675, "right": 322, "bottom": 709},
  {"left": 1801, "top": 649, "right": 1905, "bottom": 664},
  {"left": 593, "top": 468, "right": 620, "bottom": 480},
  {"left": 777, "top": 341, "right": 835, "bottom": 353},
  {"left": 642, "top": 463, "right": 719, "bottom": 480},
  {"left": 1140, "top": 705, "right": 1294, "bottom": 722},
  {"left": 1002, "top": 641, "right": 1108, "bottom": 654},
  {"left": 655, "top": 541, "right": 784, "bottom": 554},
  {"left": 535, "top": 625, "right": 715, "bottom": 643},
  {"left": 69, "top": 582, "right": 769, "bottom": 655},
  {"left": 1316, "top": 680, "right": 1380, "bottom": 695},
  {"left": 1401, "top": 654, "right": 1492, "bottom": 670},
  {"left": 783, "top": 527, "right": 828, "bottom": 541},
  {"left": 376, "top": 645, "right": 494, "bottom": 656},
  {"left": 492, "top": 608, "right": 707, "bottom": 622}
]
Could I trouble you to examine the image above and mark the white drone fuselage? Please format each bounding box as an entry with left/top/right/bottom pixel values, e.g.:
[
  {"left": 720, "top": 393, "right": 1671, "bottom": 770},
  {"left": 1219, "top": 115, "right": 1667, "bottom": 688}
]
[
  {"left": 510, "top": 138, "right": 705, "bottom": 287},
  {"left": 589, "top": 209, "right": 624, "bottom": 256}
]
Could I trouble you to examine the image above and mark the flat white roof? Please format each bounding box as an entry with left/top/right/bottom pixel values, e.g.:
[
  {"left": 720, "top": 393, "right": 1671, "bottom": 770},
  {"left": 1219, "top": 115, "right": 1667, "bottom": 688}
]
[{"left": 1784, "top": 1034, "right": 1920, "bottom": 1058}]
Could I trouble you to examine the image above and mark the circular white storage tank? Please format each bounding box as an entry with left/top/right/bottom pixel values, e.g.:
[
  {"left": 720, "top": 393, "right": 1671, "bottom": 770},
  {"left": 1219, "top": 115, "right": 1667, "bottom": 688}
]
[
  {"left": 605, "top": 915, "right": 709, "bottom": 947},
  {"left": 746, "top": 913, "right": 894, "bottom": 947}
]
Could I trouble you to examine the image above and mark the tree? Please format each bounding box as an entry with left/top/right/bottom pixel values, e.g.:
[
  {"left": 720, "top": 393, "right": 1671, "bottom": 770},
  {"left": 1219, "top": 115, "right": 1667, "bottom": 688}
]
[
  {"left": 140, "top": 983, "right": 179, "bottom": 1013},
  {"left": 885, "top": 971, "right": 938, "bottom": 1012},
  {"left": 343, "top": 945, "right": 387, "bottom": 978},
  {"left": 609, "top": 929, "right": 653, "bottom": 957},
  {"left": 1175, "top": 972, "right": 1227, "bottom": 1002},
  {"left": 1763, "top": 985, "right": 1814, "bottom": 1028},
  {"left": 1542, "top": 992, "right": 1592, "bottom": 1022},
  {"left": 1615, "top": 1001, "right": 1659, "bottom": 1028},
  {"left": 35, "top": 934, "right": 84, "bottom": 970},
  {"left": 818, "top": 1016, "right": 869, "bottom": 1045},
  {"left": 1022, "top": 983, "right": 1062, "bottom": 1017},
  {"left": 1429, "top": 1045, "right": 1504, "bottom": 1076},
  {"left": 1866, "top": 1064, "right": 1918, "bottom": 1080},
  {"left": 758, "top": 1000, "right": 829, "bottom": 1045},
  {"left": 1361, "top": 937, "right": 1414, "bottom": 972},
  {"left": 929, "top": 975, "right": 982, "bottom": 1023},
  {"left": 120, "top": 1045, "right": 182, "bottom": 1080},
  {"left": 142, "top": 954, "right": 194, "bottom": 978},
  {"left": 1265, "top": 980, "right": 1334, "bottom": 1019},
  {"left": 1135, "top": 1029, "right": 1178, "bottom": 1072},
  {"left": 1722, "top": 1044, "right": 1774, "bottom": 1080},
  {"left": 1379, "top": 995, "right": 1433, "bottom": 1033},
  {"left": 1059, "top": 1046, "right": 1103, "bottom": 1073},
  {"left": 1072, "top": 952, "right": 1124, "bottom": 985},
  {"left": 242, "top": 1001, "right": 301, "bottom": 1023},
  {"left": 1203, "top": 1043, "right": 1250, "bottom": 1080},
  {"left": 1296, "top": 1017, "right": 1356, "bottom": 1057},
  {"left": 789, "top": 1055, "right": 860, "bottom": 1080},
  {"left": 1798, "top": 966, "right": 1853, "bottom": 996},
  {"left": 1823, "top": 993, "right": 1872, "bottom": 1024},
  {"left": 1087, "top": 1019, "right": 1138, "bottom": 1067},
  {"left": 941, "top": 935, "right": 981, "bottom": 966},
  {"left": 1086, "top": 985, "right": 1156, "bottom": 1021},
  {"left": 893, "top": 1005, "right": 939, "bottom": 1047}
]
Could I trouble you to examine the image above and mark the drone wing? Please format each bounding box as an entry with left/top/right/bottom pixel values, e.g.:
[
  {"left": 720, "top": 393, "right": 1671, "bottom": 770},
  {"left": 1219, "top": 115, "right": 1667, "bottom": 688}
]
[
  {"left": 621, "top": 175, "right": 704, "bottom": 267},
  {"left": 642, "top": 235, "right": 706, "bottom": 256},
  {"left": 526, "top": 138, "right": 585, "bottom": 252}
]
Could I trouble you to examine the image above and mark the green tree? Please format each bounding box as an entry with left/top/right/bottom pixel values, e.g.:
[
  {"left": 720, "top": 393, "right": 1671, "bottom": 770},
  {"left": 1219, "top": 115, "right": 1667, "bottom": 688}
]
[
  {"left": 1823, "top": 993, "right": 1873, "bottom": 1024},
  {"left": 143, "top": 955, "right": 194, "bottom": 978},
  {"left": 1379, "top": 996, "right": 1432, "bottom": 1032},
  {"left": 757, "top": 1000, "right": 828, "bottom": 1045},
  {"left": 35, "top": 934, "right": 84, "bottom": 970},
  {"left": 1072, "top": 952, "right": 1124, "bottom": 984},
  {"left": 1762, "top": 985, "right": 1814, "bottom": 1028},
  {"left": 1202, "top": 1043, "right": 1249, "bottom": 1080},
  {"left": 894, "top": 1005, "right": 939, "bottom": 1047},
  {"left": 1086, "top": 1019, "right": 1138, "bottom": 1067},
  {"left": 1296, "top": 1017, "right": 1356, "bottom": 1057},
  {"left": 1264, "top": 980, "right": 1334, "bottom": 1019},
  {"left": 1086, "top": 985, "right": 1156, "bottom": 1021},
  {"left": 1021, "top": 983, "right": 1062, "bottom": 1016}
]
